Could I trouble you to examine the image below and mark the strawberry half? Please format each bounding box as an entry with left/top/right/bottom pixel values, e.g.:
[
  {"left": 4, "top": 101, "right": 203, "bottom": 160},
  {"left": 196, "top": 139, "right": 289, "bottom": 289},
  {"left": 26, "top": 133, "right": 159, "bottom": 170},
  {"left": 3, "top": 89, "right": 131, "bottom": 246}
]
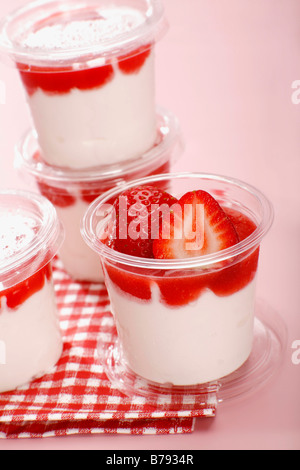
[
  {"left": 109, "top": 185, "right": 178, "bottom": 258},
  {"left": 153, "top": 190, "right": 239, "bottom": 259}
]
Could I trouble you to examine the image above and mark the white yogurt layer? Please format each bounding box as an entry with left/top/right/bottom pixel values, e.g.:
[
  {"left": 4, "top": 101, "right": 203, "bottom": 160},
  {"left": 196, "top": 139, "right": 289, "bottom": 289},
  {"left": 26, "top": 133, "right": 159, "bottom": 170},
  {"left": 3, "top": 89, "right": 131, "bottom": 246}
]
[
  {"left": 28, "top": 52, "right": 156, "bottom": 168},
  {"left": 0, "top": 279, "right": 63, "bottom": 393},
  {"left": 55, "top": 199, "right": 104, "bottom": 282},
  {"left": 26, "top": 50, "right": 156, "bottom": 169},
  {"left": 106, "top": 278, "right": 257, "bottom": 385}
]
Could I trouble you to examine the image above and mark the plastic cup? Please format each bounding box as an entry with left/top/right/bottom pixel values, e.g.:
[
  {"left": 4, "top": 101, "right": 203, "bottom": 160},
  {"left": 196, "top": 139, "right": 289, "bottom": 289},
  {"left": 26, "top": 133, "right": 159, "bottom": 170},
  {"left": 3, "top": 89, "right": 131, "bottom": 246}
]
[
  {"left": 82, "top": 172, "right": 273, "bottom": 386},
  {"left": 0, "top": 0, "right": 167, "bottom": 169},
  {"left": 0, "top": 189, "right": 64, "bottom": 393},
  {"left": 15, "top": 108, "right": 183, "bottom": 283}
]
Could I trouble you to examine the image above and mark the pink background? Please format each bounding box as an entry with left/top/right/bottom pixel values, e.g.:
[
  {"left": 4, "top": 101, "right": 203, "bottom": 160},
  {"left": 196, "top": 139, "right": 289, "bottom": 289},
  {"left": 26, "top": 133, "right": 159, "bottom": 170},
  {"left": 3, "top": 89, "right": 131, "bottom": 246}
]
[{"left": 0, "top": 0, "right": 300, "bottom": 450}]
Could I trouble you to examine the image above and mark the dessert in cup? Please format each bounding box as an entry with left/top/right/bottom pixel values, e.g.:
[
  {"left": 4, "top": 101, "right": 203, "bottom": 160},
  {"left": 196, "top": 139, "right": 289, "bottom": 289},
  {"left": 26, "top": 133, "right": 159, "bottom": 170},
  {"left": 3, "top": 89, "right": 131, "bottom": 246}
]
[
  {"left": 15, "top": 109, "right": 182, "bottom": 283},
  {"left": 0, "top": 0, "right": 167, "bottom": 169},
  {"left": 0, "top": 190, "right": 64, "bottom": 393},
  {"left": 82, "top": 173, "right": 273, "bottom": 386}
]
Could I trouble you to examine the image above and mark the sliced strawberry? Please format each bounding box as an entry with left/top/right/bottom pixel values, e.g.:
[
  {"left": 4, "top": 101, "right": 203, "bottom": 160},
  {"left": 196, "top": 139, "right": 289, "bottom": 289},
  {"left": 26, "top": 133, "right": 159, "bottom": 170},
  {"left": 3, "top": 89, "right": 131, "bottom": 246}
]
[
  {"left": 109, "top": 185, "right": 178, "bottom": 258},
  {"left": 153, "top": 190, "right": 239, "bottom": 259}
]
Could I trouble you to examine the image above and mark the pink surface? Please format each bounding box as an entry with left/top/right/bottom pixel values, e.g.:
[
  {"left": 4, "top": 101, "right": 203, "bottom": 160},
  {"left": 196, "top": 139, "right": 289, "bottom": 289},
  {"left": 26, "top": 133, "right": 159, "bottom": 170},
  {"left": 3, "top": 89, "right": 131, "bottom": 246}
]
[{"left": 0, "top": 0, "right": 300, "bottom": 450}]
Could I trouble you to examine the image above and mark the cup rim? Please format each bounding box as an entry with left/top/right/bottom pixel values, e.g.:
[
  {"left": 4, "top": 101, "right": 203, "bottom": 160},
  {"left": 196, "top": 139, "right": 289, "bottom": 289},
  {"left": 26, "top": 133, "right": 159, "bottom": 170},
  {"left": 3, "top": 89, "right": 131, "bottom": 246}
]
[
  {"left": 14, "top": 107, "right": 183, "bottom": 189},
  {"left": 0, "top": 0, "right": 167, "bottom": 68},
  {"left": 81, "top": 172, "right": 274, "bottom": 270},
  {"left": 0, "top": 189, "right": 64, "bottom": 289}
]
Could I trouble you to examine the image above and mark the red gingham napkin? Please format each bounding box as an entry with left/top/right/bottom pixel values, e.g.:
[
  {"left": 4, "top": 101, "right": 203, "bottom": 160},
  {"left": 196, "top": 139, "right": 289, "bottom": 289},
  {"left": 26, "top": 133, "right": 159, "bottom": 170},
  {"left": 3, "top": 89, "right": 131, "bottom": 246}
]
[{"left": 0, "top": 259, "right": 217, "bottom": 438}]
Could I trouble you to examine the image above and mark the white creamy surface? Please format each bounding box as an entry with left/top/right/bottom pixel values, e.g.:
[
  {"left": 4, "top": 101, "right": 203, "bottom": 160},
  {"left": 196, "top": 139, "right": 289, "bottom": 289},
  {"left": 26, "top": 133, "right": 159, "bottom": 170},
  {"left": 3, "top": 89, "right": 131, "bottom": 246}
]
[
  {"left": 106, "top": 277, "right": 257, "bottom": 385},
  {"left": 0, "top": 279, "right": 63, "bottom": 393},
  {"left": 55, "top": 199, "right": 104, "bottom": 282},
  {"left": 0, "top": 213, "right": 37, "bottom": 262},
  {"left": 22, "top": 7, "right": 145, "bottom": 50},
  {"left": 27, "top": 51, "right": 156, "bottom": 168}
]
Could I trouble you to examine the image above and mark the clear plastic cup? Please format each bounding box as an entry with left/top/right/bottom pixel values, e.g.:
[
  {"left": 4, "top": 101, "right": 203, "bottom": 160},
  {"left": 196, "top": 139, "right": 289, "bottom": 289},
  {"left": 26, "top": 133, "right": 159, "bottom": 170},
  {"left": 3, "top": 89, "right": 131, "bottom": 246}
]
[
  {"left": 15, "top": 108, "right": 183, "bottom": 283},
  {"left": 82, "top": 172, "right": 274, "bottom": 386},
  {"left": 0, "top": 189, "right": 64, "bottom": 393},
  {"left": 0, "top": 0, "right": 167, "bottom": 169}
]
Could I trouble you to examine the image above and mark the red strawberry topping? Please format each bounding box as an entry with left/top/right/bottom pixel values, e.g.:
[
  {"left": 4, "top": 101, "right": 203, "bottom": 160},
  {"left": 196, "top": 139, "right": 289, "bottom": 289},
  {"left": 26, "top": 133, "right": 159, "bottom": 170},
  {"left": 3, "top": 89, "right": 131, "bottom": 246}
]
[
  {"left": 109, "top": 185, "right": 178, "bottom": 258},
  {"left": 153, "top": 190, "right": 239, "bottom": 259},
  {"left": 118, "top": 45, "right": 152, "bottom": 74},
  {"left": 105, "top": 206, "right": 258, "bottom": 306},
  {"left": 17, "top": 62, "right": 115, "bottom": 96},
  {"left": 0, "top": 263, "right": 52, "bottom": 311}
]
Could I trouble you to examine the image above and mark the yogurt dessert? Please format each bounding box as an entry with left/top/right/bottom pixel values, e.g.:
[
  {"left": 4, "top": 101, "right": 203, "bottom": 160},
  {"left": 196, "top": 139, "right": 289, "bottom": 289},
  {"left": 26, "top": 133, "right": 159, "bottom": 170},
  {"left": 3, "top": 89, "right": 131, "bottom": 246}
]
[
  {"left": 0, "top": 0, "right": 167, "bottom": 169},
  {"left": 0, "top": 190, "right": 64, "bottom": 393},
  {"left": 16, "top": 109, "right": 183, "bottom": 282},
  {"left": 82, "top": 173, "right": 273, "bottom": 386}
]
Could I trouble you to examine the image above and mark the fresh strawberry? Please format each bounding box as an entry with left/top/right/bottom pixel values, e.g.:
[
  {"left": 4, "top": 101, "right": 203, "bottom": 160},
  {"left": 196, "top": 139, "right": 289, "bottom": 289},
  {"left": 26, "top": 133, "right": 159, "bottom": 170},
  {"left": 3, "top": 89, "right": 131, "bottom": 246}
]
[
  {"left": 109, "top": 185, "right": 178, "bottom": 258},
  {"left": 153, "top": 190, "right": 239, "bottom": 259}
]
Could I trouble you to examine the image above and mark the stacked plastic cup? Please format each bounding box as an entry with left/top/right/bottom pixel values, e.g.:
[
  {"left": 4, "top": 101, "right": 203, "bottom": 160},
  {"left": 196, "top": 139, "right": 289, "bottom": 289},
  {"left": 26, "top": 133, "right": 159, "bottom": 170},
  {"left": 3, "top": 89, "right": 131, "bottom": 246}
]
[{"left": 0, "top": 0, "right": 182, "bottom": 281}]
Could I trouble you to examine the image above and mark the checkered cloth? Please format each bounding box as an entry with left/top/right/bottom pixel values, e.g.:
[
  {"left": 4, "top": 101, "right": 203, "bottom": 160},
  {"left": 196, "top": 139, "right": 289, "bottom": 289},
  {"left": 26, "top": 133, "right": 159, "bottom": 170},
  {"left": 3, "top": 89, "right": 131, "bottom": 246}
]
[{"left": 0, "top": 258, "right": 217, "bottom": 438}]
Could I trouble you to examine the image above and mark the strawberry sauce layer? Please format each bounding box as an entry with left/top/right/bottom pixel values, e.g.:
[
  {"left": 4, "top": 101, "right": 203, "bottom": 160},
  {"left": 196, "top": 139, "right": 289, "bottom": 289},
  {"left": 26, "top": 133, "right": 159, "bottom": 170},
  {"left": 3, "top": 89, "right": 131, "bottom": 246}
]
[
  {"left": 18, "top": 63, "right": 115, "bottom": 96},
  {"left": 0, "top": 263, "right": 52, "bottom": 312},
  {"left": 117, "top": 45, "right": 151, "bottom": 74},
  {"left": 105, "top": 209, "right": 259, "bottom": 307},
  {"left": 17, "top": 45, "right": 151, "bottom": 96}
]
